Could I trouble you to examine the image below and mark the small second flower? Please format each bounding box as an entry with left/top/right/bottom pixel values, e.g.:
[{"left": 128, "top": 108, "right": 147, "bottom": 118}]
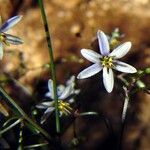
[{"left": 36, "top": 76, "right": 80, "bottom": 123}]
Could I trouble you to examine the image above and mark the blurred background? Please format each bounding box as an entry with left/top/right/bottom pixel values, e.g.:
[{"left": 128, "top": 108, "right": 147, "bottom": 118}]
[{"left": 0, "top": 0, "right": 150, "bottom": 149}]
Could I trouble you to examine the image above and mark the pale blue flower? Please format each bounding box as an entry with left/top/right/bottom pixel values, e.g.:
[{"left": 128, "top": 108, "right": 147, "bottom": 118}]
[
  {"left": 45, "top": 76, "right": 80, "bottom": 100},
  {"left": 77, "top": 30, "right": 137, "bottom": 93},
  {"left": 36, "top": 76, "right": 80, "bottom": 123},
  {"left": 0, "top": 15, "right": 23, "bottom": 59}
]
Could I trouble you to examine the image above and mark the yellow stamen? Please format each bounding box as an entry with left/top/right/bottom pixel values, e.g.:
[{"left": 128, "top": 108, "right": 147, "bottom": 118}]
[
  {"left": 110, "top": 39, "right": 119, "bottom": 49},
  {"left": 101, "top": 56, "right": 114, "bottom": 68},
  {"left": 0, "top": 33, "right": 9, "bottom": 45},
  {"left": 58, "top": 100, "right": 72, "bottom": 115}
]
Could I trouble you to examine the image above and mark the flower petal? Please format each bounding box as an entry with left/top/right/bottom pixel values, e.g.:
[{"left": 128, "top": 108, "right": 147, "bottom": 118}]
[
  {"left": 44, "top": 107, "right": 55, "bottom": 113},
  {"left": 47, "top": 79, "right": 54, "bottom": 99},
  {"left": 97, "top": 30, "right": 110, "bottom": 56},
  {"left": 0, "top": 43, "right": 3, "bottom": 60},
  {"left": 59, "top": 84, "right": 74, "bottom": 99},
  {"left": 114, "top": 60, "right": 137, "bottom": 73},
  {"left": 77, "top": 63, "right": 102, "bottom": 79},
  {"left": 5, "top": 34, "right": 23, "bottom": 45},
  {"left": 0, "top": 16, "right": 22, "bottom": 32},
  {"left": 57, "top": 85, "right": 65, "bottom": 97},
  {"left": 66, "top": 75, "right": 75, "bottom": 85},
  {"left": 45, "top": 92, "right": 51, "bottom": 98},
  {"left": 68, "top": 98, "right": 74, "bottom": 103},
  {"left": 41, "top": 107, "right": 55, "bottom": 124},
  {"left": 81, "top": 49, "right": 101, "bottom": 63},
  {"left": 109, "top": 42, "right": 131, "bottom": 59},
  {"left": 103, "top": 67, "right": 114, "bottom": 93},
  {"left": 36, "top": 101, "right": 54, "bottom": 109},
  {"left": 74, "top": 89, "right": 80, "bottom": 94}
]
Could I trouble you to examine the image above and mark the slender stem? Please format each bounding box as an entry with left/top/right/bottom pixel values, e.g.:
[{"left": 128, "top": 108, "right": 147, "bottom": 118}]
[
  {"left": 24, "top": 143, "right": 48, "bottom": 149},
  {"left": 122, "top": 87, "right": 129, "bottom": 122},
  {"left": 3, "top": 117, "right": 19, "bottom": 127},
  {"left": 118, "top": 87, "right": 129, "bottom": 150},
  {"left": 118, "top": 77, "right": 136, "bottom": 150},
  {"left": 38, "top": 0, "right": 60, "bottom": 133},
  {"left": 18, "top": 121, "right": 24, "bottom": 150},
  {"left": 76, "top": 112, "right": 113, "bottom": 137},
  {"left": 0, "top": 86, "right": 50, "bottom": 140},
  {"left": 0, "top": 118, "right": 22, "bottom": 135}
]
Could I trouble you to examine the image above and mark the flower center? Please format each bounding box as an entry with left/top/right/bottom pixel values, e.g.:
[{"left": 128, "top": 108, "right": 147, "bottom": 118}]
[
  {"left": 101, "top": 56, "right": 114, "bottom": 68},
  {"left": 0, "top": 33, "right": 9, "bottom": 45},
  {"left": 0, "top": 33, "right": 5, "bottom": 42},
  {"left": 58, "top": 100, "right": 72, "bottom": 115}
]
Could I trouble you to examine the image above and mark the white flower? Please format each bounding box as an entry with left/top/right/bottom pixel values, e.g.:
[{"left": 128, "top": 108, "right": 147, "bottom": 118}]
[
  {"left": 36, "top": 76, "right": 80, "bottom": 123},
  {"left": 77, "top": 30, "right": 137, "bottom": 93},
  {"left": 0, "top": 16, "right": 23, "bottom": 59}
]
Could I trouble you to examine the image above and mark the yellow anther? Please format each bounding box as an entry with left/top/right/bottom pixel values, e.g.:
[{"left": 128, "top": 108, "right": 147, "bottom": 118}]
[
  {"left": 0, "top": 33, "right": 8, "bottom": 45},
  {"left": 58, "top": 100, "right": 72, "bottom": 115},
  {"left": 101, "top": 56, "right": 114, "bottom": 68},
  {"left": 110, "top": 39, "right": 119, "bottom": 49}
]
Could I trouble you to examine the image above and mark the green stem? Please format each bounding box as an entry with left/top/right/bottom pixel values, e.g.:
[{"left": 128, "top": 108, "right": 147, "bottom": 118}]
[
  {"left": 118, "top": 87, "right": 129, "bottom": 150},
  {"left": 0, "top": 118, "right": 22, "bottom": 135},
  {"left": 0, "top": 87, "right": 50, "bottom": 140},
  {"left": 18, "top": 121, "right": 24, "bottom": 150},
  {"left": 24, "top": 143, "right": 48, "bottom": 149},
  {"left": 122, "top": 87, "right": 129, "bottom": 122},
  {"left": 38, "top": 0, "right": 60, "bottom": 133}
]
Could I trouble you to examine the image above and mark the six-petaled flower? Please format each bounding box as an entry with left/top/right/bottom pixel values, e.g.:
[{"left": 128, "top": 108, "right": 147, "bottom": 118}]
[
  {"left": 36, "top": 76, "right": 80, "bottom": 123},
  {"left": 77, "top": 30, "right": 137, "bottom": 93},
  {"left": 0, "top": 15, "right": 23, "bottom": 59}
]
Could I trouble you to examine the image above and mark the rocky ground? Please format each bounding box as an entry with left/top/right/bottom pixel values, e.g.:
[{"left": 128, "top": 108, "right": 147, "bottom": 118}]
[{"left": 0, "top": 0, "right": 150, "bottom": 149}]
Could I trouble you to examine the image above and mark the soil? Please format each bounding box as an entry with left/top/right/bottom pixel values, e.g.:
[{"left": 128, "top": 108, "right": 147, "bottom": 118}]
[{"left": 0, "top": 0, "right": 150, "bottom": 149}]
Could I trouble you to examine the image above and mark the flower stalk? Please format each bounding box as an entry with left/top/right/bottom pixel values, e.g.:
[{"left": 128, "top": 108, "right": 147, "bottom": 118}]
[
  {"left": 38, "top": 0, "right": 60, "bottom": 133},
  {"left": 118, "top": 77, "right": 138, "bottom": 149},
  {"left": 118, "top": 87, "right": 130, "bottom": 150}
]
